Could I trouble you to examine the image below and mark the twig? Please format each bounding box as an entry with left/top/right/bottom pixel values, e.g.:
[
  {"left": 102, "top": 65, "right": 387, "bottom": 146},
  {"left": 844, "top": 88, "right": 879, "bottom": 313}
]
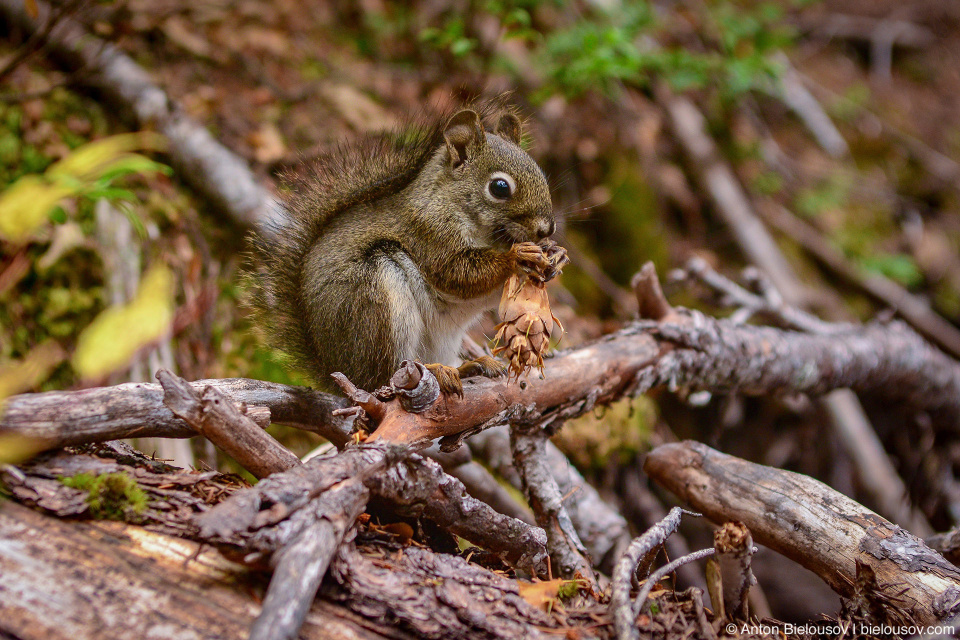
[
  {"left": 620, "top": 467, "right": 704, "bottom": 589},
  {"left": 645, "top": 440, "right": 960, "bottom": 626},
  {"left": 468, "top": 425, "right": 630, "bottom": 573},
  {"left": 681, "top": 587, "right": 719, "bottom": 640},
  {"left": 509, "top": 421, "right": 597, "bottom": 588},
  {"left": 634, "top": 548, "right": 716, "bottom": 618},
  {"left": 610, "top": 506, "right": 685, "bottom": 640},
  {"left": 366, "top": 454, "right": 549, "bottom": 573},
  {"left": 680, "top": 256, "right": 840, "bottom": 334},
  {"left": 249, "top": 478, "right": 369, "bottom": 640},
  {"left": 761, "top": 203, "right": 960, "bottom": 361},
  {"left": 769, "top": 52, "right": 849, "bottom": 158},
  {"left": 0, "top": 376, "right": 353, "bottom": 448},
  {"left": 441, "top": 458, "right": 535, "bottom": 525},
  {"left": 633, "top": 261, "right": 676, "bottom": 322},
  {"left": 157, "top": 369, "right": 300, "bottom": 479}
]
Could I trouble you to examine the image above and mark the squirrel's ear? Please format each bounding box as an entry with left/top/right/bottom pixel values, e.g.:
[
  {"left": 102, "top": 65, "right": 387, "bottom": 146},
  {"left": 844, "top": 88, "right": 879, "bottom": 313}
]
[
  {"left": 495, "top": 113, "right": 522, "bottom": 145},
  {"left": 444, "top": 109, "right": 485, "bottom": 169}
]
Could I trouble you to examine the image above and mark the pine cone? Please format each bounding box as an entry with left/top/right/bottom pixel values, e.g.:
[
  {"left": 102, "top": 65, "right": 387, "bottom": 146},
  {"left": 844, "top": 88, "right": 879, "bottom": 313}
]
[{"left": 493, "top": 243, "right": 566, "bottom": 379}]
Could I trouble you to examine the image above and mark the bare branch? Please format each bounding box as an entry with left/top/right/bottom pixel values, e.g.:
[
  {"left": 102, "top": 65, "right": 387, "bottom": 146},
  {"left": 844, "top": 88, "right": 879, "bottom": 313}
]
[
  {"left": 761, "top": 203, "right": 960, "bottom": 360},
  {"left": 367, "top": 454, "right": 549, "bottom": 574},
  {"left": 645, "top": 440, "right": 960, "bottom": 626},
  {"left": 634, "top": 548, "right": 716, "bottom": 619},
  {"left": 0, "top": 376, "right": 353, "bottom": 449},
  {"left": 157, "top": 369, "right": 300, "bottom": 479},
  {"left": 249, "top": 478, "right": 369, "bottom": 640},
  {"left": 610, "top": 506, "right": 685, "bottom": 640},
  {"left": 510, "top": 422, "right": 597, "bottom": 587}
]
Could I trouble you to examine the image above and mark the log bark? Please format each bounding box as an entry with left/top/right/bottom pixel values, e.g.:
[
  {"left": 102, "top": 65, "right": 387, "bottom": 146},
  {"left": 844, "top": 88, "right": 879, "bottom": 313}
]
[
  {"left": 0, "top": 501, "right": 391, "bottom": 640},
  {"left": 325, "top": 543, "right": 556, "bottom": 640},
  {"left": 0, "top": 376, "right": 352, "bottom": 448},
  {"left": 644, "top": 440, "right": 960, "bottom": 625}
]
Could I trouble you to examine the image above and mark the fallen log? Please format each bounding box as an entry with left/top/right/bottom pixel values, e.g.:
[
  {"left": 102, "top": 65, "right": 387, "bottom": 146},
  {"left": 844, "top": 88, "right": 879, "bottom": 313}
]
[
  {"left": 0, "top": 501, "right": 391, "bottom": 640},
  {"left": 644, "top": 440, "right": 960, "bottom": 626}
]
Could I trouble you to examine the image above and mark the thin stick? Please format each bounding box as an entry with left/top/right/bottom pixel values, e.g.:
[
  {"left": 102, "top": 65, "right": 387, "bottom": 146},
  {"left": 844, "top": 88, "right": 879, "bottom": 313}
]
[
  {"left": 610, "top": 506, "right": 685, "bottom": 640},
  {"left": 633, "top": 548, "right": 716, "bottom": 618}
]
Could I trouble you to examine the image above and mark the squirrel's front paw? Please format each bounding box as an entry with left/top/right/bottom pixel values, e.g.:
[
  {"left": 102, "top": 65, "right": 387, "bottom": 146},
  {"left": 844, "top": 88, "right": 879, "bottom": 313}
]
[
  {"left": 425, "top": 363, "right": 464, "bottom": 398},
  {"left": 539, "top": 241, "right": 569, "bottom": 282},
  {"left": 512, "top": 242, "right": 551, "bottom": 280},
  {"left": 457, "top": 355, "right": 507, "bottom": 380}
]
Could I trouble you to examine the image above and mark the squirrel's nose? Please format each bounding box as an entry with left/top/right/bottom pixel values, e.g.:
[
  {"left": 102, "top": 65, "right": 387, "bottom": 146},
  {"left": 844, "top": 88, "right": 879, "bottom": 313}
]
[{"left": 536, "top": 218, "right": 555, "bottom": 239}]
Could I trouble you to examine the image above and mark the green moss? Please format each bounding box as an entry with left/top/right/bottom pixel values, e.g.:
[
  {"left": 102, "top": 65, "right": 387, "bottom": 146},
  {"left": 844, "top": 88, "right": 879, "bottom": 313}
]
[
  {"left": 59, "top": 471, "right": 148, "bottom": 520},
  {"left": 552, "top": 397, "right": 656, "bottom": 470}
]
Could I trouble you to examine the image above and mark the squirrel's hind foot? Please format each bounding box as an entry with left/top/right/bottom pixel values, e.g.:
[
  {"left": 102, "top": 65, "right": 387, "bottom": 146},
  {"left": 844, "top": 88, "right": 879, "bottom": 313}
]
[
  {"left": 425, "top": 363, "right": 465, "bottom": 397},
  {"left": 426, "top": 356, "right": 506, "bottom": 397}
]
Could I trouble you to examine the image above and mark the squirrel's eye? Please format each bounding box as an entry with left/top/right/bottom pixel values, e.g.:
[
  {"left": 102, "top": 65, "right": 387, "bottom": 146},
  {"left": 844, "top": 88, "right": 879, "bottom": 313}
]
[{"left": 486, "top": 172, "right": 515, "bottom": 201}]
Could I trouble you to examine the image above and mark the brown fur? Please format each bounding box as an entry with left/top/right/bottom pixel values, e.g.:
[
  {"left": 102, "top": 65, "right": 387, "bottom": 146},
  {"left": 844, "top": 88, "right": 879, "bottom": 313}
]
[{"left": 246, "top": 99, "right": 555, "bottom": 392}]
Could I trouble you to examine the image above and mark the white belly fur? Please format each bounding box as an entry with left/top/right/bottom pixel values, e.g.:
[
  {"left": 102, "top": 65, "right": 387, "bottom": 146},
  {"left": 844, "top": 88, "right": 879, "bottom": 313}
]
[{"left": 383, "top": 252, "right": 498, "bottom": 367}]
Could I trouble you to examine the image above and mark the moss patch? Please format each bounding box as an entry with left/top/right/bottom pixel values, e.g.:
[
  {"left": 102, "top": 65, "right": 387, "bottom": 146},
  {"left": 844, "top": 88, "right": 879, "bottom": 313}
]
[{"left": 59, "top": 471, "right": 148, "bottom": 520}]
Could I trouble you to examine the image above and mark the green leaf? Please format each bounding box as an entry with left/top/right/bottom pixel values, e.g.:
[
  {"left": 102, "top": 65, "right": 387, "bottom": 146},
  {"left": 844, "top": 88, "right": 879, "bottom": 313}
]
[
  {"left": 858, "top": 254, "right": 923, "bottom": 288},
  {"left": 47, "top": 132, "right": 166, "bottom": 182}
]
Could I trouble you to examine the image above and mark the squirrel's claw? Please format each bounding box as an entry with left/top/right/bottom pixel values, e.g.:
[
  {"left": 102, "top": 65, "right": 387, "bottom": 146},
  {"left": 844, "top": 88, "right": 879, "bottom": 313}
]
[
  {"left": 425, "top": 363, "right": 464, "bottom": 398},
  {"left": 457, "top": 355, "right": 507, "bottom": 380},
  {"left": 540, "top": 243, "right": 569, "bottom": 282},
  {"left": 512, "top": 242, "right": 552, "bottom": 282}
]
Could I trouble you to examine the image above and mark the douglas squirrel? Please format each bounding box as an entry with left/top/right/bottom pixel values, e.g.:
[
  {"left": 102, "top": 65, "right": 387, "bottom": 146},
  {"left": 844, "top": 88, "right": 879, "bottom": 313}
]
[{"left": 247, "top": 100, "right": 560, "bottom": 395}]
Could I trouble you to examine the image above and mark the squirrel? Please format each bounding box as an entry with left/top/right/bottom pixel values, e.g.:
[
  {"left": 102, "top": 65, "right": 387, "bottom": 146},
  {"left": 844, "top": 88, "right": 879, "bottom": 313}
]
[{"left": 246, "top": 100, "right": 559, "bottom": 396}]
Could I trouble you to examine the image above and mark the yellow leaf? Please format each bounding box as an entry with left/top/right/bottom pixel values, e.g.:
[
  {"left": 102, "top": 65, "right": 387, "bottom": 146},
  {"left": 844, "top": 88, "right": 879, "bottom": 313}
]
[
  {"left": 0, "top": 133, "right": 168, "bottom": 243},
  {"left": 72, "top": 265, "right": 175, "bottom": 380},
  {"left": 0, "top": 175, "right": 76, "bottom": 242},
  {"left": 0, "top": 341, "right": 66, "bottom": 402},
  {"left": 518, "top": 578, "right": 566, "bottom": 610}
]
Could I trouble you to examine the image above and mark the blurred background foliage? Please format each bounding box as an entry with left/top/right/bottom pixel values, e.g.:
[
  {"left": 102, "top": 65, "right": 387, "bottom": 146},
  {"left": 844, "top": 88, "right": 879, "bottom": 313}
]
[
  {"left": 3, "top": 0, "right": 960, "bottom": 618},
  {"left": 1, "top": 0, "right": 960, "bottom": 576}
]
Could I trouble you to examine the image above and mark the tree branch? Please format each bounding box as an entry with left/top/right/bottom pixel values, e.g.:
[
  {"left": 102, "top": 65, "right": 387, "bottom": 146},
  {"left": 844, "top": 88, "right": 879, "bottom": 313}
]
[{"left": 644, "top": 440, "right": 960, "bottom": 626}]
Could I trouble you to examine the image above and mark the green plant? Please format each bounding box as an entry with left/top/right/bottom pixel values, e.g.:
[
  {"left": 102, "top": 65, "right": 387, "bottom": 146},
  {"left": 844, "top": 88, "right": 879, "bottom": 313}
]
[
  {"left": 539, "top": 1, "right": 794, "bottom": 99},
  {"left": 60, "top": 472, "right": 149, "bottom": 520},
  {"left": 0, "top": 132, "right": 169, "bottom": 244}
]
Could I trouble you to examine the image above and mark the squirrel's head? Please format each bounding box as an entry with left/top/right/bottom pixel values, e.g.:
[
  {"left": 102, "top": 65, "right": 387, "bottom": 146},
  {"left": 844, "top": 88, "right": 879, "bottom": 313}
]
[{"left": 439, "top": 108, "right": 554, "bottom": 247}]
